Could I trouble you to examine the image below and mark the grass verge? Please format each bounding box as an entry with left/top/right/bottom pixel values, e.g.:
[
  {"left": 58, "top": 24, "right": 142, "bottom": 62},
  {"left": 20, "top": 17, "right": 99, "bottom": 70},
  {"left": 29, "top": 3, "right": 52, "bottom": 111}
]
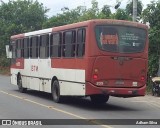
[{"left": 0, "top": 66, "right": 10, "bottom": 75}]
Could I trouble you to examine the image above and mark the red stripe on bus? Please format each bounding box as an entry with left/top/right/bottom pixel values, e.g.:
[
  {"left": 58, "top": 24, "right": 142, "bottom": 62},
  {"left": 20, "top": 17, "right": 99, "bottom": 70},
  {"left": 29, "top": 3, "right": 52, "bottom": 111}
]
[
  {"left": 51, "top": 58, "right": 86, "bottom": 69},
  {"left": 11, "top": 58, "right": 24, "bottom": 69}
]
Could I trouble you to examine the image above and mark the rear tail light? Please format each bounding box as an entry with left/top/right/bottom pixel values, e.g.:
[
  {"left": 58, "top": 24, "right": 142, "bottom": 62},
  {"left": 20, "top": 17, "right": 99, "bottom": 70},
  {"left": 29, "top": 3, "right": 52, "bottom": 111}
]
[
  {"left": 93, "top": 68, "right": 99, "bottom": 80},
  {"left": 140, "top": 69, "right": 145, "bottom": 81},
  {"left": 141, "top": 76, "right": 145, "bottom": 81},
  {"left": 93, "top": 74, "right": 98, "bottom": 80}
]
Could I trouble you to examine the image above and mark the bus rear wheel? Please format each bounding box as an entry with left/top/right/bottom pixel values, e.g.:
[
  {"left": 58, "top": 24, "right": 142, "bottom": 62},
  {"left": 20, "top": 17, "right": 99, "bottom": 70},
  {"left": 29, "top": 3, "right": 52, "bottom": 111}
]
[
  {"left": 51, "top": 80, "right": 63, "bottom": 103},
  {"left": 90, "top": 94, "right": 109, "bottom": 104},
  {"left": 17, "top": 76, "right": 27, "bottom": 93}
]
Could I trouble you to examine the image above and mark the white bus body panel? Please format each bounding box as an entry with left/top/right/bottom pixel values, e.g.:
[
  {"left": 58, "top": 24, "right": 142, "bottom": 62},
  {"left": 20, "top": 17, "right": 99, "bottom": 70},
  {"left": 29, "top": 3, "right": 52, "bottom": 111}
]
[
  {"left": 25, "top": 28, "right": 52, "bottom": 37},
  {"left": 10, "top": 59, "right": 86, "bottom": 96},
  {"left": 10, "top": 69, "right": 19, "bottom": 85},
  {"left": 51, "top": 68, "right": 85, "bottom": 96},
  {"left": 60, "top": 81, "right": 85, "bottom": 96}
]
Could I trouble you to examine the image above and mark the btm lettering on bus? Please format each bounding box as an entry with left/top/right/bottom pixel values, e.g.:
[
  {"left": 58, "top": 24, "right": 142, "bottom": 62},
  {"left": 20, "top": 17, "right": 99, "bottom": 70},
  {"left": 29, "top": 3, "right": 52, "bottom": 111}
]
[{"left": 31, "top": 65, "right": 38, "bottom": 72}]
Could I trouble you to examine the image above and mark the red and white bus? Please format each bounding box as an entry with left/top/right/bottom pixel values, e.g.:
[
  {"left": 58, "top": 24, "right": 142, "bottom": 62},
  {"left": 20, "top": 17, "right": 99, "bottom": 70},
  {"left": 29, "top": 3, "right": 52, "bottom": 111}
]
[{"left": 6, "top": 19, "right": 148, "bottom": 104}]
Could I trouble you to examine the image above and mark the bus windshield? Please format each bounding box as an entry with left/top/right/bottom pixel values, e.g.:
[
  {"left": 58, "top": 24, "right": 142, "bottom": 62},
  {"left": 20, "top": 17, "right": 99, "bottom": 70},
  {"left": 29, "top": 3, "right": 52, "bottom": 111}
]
[{"left": 95, "top": 25, "right": 147, "bottom": 53}]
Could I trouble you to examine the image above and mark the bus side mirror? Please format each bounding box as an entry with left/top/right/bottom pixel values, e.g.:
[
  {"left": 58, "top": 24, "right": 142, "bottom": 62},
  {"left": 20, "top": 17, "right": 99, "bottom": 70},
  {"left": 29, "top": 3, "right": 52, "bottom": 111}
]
[{"left": 6, "top": 45, "right": 12, "bottom": 58}]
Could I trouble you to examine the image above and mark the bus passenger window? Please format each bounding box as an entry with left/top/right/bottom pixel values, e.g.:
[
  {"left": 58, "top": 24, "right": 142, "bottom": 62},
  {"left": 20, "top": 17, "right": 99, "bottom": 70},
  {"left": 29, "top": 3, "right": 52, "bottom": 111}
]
[
  {"left": 50, "top": 33, "right": 61, "bottom": 57},
  {"left": 39, "top": 34, "right": 49, "bottom": 58},
  {"left": 63, "top": 30, "right": 76, "bottom": 58},
  {"left": 63, "top": 31, "right": 71, "bottom": 57},
  {"left": 72, "top": 31, "right": 76, "bottom": 57},
  {"left": 77, "top": 28, "right": 85, "bottom": 57},
  {"left": 24, "top": 38, "right": 29, "bottom": 58},
  {"left": 30, "top": 36, "right": 38, "bottom": 58},
  {"left": 16, "top": 39, "right": 24, "bottom": 58},
  {"left": 11, "top": 41, "right": 16, "bottom": 59},
  {"left": 10, "top": 40, "right": 16, "bottom": 65},
  {"left": 21, "top": 39, "right": 24, "bottom": 58}
]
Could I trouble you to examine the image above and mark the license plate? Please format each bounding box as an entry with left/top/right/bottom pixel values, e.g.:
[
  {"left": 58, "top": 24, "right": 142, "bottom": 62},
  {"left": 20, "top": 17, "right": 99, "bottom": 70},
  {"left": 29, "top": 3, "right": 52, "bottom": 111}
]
[{"left": 115, "top": 80, "right": 124, "bottom": 85}]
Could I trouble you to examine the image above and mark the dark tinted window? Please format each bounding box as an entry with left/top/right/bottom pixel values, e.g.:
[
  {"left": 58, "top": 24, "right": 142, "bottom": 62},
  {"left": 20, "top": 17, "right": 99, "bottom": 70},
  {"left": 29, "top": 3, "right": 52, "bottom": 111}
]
[
  {"left": 95, "top": 25, "right": 147, "bottom": 53},
  {"left": 11, "top": 41, "right": 16, "bottom": 58},
  {"left": 63, "top": 31, "right": 76, "bottom": 57},
  {"left": 39, "top": 34, "right": 49, "bottom": 58},
  {"left": 77, "top": 29, "right": 85, "bottom": 57},
  {"left": 30, "top": 36, "right": 38, "bottom": 58},
  {"left": 16, "top": 39, "right": 23, "bottom": 58},
  {"left": 50, "top": 33, "right": 62, "bottom": 57},
  {"left": 24, "top": 38, "right": 29, "bottom": 58}
]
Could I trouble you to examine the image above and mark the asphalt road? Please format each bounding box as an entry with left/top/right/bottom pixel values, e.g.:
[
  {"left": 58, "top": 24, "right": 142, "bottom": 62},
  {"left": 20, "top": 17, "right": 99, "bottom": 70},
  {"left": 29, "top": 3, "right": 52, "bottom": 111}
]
[{"left": 0, "top": 75, "right": 160, "bottom": 128}]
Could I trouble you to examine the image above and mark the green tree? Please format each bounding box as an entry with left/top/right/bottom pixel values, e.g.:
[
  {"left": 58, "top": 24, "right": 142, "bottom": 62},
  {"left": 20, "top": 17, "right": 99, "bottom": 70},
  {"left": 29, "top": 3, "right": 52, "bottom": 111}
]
[
  {"left": 141, "top": 1, "right": 160, "bottom": 76},
  {"left": 113, "top": 8, "right": 131, "bottom": 20},
  {"left": 43, "top": 6, "right": 85, "bottom": 28},
  {"left": 0, "top": 0, "right": 48, "bottom": 66},
  {"left": 79, "top": 0, "right": 99, "bottom": 21},
  {"left": 99, "top": 5, "right": 111, "bottom": 19},
  {"left": 0, "top": 0, "right": 48, "bottom": 32}
]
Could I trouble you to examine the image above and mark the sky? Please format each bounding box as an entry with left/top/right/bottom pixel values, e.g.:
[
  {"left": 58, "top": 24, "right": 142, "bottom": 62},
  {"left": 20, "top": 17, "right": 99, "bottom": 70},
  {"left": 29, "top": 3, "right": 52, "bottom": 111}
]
[
  {"left": 37, "top": 0, "right": 158, "bottom": 17},
  {"left": 1, "top": 0, "right": 159, "bottom": 17}
]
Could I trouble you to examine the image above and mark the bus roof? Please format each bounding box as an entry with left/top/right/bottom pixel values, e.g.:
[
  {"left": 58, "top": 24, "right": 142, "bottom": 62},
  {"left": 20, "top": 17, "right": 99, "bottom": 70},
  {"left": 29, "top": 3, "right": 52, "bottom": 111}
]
[{"left": 11, "top": 19, "right": 148, "bottom": 40}]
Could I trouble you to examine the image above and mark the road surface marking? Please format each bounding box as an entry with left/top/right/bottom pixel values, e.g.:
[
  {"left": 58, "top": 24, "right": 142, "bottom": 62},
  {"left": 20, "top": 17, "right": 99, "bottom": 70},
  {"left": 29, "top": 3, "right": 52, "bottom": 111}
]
[
  {"left": 0, "top": 90, "right": 112, "bottom": 128},
  {"left": 148, "top": 101, "right": 160, "bottom": 109},
  {"left": 130, "top": 101, "right": 148, "bottom": 102}
]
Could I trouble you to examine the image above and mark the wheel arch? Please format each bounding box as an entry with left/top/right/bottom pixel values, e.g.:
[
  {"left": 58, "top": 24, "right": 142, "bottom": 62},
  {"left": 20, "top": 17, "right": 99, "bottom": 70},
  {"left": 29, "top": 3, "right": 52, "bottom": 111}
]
[
  {"left": 51, "top": 76, "right": 58, "bottom": 90},
  {"left": 51, "top": 76, "right": 63, "bottom": 103},
  {"left": 17, "top": 72, "right": 21, "bottom": 85}
]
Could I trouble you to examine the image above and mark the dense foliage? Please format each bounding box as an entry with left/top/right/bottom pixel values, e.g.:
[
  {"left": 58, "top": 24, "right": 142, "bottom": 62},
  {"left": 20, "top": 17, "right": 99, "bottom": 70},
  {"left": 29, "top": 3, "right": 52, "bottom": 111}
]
[
  {"left": 0, "top": 0, "right": 160, "bottom": 82},
  {"left": 141, "top": 1, "right": 160, "bottom": 77},
  {"left": 0, "top": 0, "right": 48, "bottom": 66}
]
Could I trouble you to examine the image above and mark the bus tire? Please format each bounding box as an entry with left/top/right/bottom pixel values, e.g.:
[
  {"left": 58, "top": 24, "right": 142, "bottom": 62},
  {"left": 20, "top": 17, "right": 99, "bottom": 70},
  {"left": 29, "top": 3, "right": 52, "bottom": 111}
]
[
  {"left": 90, "top": 94, "right": 109, "bottom": 104},
  {"left": 51, "top": 80, "right": 63, "bottom": 103},
  {"left": 17, "top": 75, "right": 27, "bottom": 93}
]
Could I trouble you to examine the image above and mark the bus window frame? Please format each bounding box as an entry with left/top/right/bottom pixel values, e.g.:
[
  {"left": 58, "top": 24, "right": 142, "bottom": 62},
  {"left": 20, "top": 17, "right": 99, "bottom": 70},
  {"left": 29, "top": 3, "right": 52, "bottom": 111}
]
[
  {"left": 23, "top": 37, "right": 29, "bottom": 58},
  {"left": 39, "top": 34, "right": 50, "bottom": 59},
  {"left": 63, "top": 30, "right": 76, "bottom": 58},
  {"left": 16, "top": 39, "right": 22, "bottom": 58},
  {"left": 50, "top": 32, "right": 62, "bottom": 58},
  {"left": 76, "top": 28, "right": 86, "bottom": 58},
  {"left": 30, "top": 36, "right": 39, "bottom": 59}
]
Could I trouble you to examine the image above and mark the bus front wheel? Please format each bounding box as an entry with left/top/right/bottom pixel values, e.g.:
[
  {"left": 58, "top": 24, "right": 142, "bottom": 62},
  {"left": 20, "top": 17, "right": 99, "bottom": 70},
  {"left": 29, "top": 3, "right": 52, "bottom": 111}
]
[
  {"left": 17, "top": 76, "right": 27, "bottom": 93},
  {"left": 51, "top": 80, "right": 63, "bottom": 103},
  {"left": 90, "top": 94, "right": 109, "bottom": 104}
]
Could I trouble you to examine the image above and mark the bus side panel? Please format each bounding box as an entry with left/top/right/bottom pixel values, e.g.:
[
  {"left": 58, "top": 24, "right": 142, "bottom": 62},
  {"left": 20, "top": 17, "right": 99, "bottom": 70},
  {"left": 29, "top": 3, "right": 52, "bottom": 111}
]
[
  {"left": 20, "top": 58, "right": 52, "bottom": 93},
  {"left": 10, "top": 58, "right": 25, "bottom": 85},
  {"left": 24, "top": 59, "right": 39, "bottom": 90},
  {"left": 10, "top": 69, "right": 19, "bottom": 85},
  {"left": 60, "top": 82, "right": 85, "bottom": 96},
  {"left": 29, "top": 77, "right": 40, "bottom": 90},
  {"left": 50, "top": 68, "right": 85, "bottom": 96},
  {"left": 38, "top": 58, "right": 52, "bottom": 93},
  {"left": 39, "top": 79, "right": 51, "bottom": 93},
  {"left": 51, "top": 58, "right": 86, "bottom": 96},
  {"left": 21, "top": 76, "right": 30, "bottom": 88}
]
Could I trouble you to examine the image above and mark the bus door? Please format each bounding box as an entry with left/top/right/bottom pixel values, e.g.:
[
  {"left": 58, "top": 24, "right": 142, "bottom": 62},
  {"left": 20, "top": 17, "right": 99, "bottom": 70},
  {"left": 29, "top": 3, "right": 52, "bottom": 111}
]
[
  {"left": 38, "top": 34, "right": 51, "bottom": 92},
  {"left": 29, "top": 36, "right": 40, "bottom": 90}
]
